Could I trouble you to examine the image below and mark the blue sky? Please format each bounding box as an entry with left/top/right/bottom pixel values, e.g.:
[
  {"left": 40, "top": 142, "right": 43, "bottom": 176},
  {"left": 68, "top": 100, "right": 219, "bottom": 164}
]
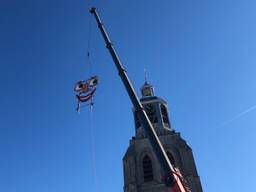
[{"left": 0, "top": 0, "right": 256, "bottom": 191}]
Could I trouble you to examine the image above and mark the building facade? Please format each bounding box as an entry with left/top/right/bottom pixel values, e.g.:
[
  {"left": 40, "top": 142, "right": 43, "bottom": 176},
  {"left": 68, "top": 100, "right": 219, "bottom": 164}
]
[{"left": 123, "top": 82, "right": 203, "bottom": 192}]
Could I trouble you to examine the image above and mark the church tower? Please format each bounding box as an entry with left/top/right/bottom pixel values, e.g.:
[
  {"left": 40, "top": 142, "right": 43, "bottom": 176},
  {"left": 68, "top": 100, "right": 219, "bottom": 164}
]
[{"left": 123, "top": 82, "right": 203, "bottom": 192}]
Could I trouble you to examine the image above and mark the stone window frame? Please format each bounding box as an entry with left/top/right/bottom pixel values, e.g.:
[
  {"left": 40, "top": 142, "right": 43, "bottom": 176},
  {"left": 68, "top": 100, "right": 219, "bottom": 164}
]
[
  {"left": 164, "top": 147, "right": 183, "bottom": 172},
  {"left": 139, "top": 151, "right": 156, "bottom": 183},
  {"left": 160, "top": 104, "right": 170, "bottom": 127},
  {"left": 166, "top": 151, "right": 176, "bottom": 167},
  {"left": 142, "top": 154, "right": 154, "bottom": 182}
]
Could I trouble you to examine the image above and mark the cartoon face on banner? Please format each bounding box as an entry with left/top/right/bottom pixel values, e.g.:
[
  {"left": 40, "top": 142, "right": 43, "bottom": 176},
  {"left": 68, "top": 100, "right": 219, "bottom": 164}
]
[
  {"left": 74, "top": 76, "right": 99, "bottom": 94},
  {"left": 74, "top": 76, "right": 99, "bottom": 112}
]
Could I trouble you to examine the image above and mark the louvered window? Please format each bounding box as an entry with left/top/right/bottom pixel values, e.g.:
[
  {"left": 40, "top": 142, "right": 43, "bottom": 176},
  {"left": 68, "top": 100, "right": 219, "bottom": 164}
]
[
  {"left": 161, "top": 104, "right": 169, "bottom": 125},
  {"left": 143, "top": 155, "right": 153, "bottom": 182}
]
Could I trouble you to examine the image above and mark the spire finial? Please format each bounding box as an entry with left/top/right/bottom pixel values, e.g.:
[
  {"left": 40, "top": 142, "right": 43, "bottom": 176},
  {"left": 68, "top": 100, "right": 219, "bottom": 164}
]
[
  {"left": 144, "top": 68, "right": 148, "bottom": 84},
  {"left": 141, "top": 69, "right": 154, "bottom": 97}
]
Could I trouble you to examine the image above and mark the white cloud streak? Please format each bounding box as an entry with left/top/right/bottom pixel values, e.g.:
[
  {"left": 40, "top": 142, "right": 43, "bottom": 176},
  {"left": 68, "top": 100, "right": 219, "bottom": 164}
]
[{"left": 221, "top": 104, "right": 256, "bottom": 127}]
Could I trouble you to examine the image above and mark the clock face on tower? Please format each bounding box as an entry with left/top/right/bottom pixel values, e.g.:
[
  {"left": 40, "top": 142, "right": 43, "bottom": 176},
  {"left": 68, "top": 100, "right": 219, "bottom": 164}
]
[{"left": 144, "top": 104, "right": 158, "bottom": 123}]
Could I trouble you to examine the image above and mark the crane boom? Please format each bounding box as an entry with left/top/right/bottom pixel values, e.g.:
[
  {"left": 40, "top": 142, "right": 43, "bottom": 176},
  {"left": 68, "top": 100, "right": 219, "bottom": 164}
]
[{"left": 90, "top": 7, "right": 190, "bottom": 192}]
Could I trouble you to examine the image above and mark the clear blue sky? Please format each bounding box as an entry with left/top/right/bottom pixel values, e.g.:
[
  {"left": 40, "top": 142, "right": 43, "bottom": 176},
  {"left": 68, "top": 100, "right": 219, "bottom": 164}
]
[{"left": 1, "top": 0, "right": 256, "bottom": 192}]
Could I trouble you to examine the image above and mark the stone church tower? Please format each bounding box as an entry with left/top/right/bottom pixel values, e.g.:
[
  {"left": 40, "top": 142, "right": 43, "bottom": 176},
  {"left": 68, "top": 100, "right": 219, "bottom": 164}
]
[{"left": 123, "top": 82, "right": 203, "bottom": 192}]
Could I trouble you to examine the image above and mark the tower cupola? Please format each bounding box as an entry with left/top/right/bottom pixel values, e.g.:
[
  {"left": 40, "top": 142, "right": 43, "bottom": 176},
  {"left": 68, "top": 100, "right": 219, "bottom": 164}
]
[
  {"left": 134, "top": 81, "right": 174, "bottom": 138},
  {"left": 141, "top": 82, "right": 155, "bottom": 97}
]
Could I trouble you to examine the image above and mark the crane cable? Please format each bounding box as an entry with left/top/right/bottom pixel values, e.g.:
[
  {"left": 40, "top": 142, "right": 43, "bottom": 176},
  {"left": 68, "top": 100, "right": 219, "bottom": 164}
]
[
  {"left": 87, "top": 13, "right": 99, "bottom": 192},
  {"left": 89, "top": 104, "right": 99, "bottom": 192},
  {"left": 87, "top": 11, "right": 93, "bottom": 75}
]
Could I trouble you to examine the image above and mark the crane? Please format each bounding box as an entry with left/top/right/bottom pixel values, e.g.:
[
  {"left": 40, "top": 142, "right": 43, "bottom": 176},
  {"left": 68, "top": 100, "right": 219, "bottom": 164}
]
[{"left": 90, "top": 7, "right": 191, "bottom": 192}]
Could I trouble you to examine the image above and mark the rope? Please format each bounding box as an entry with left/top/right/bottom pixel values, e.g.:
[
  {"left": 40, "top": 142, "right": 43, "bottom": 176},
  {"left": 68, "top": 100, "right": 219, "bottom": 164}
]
[
  {"left": 87, "top": 12, "right": 99, "bottom": 192},
  {"left": 89, "top": 103, "right": 99, "bottom": 192},
  {"left": 87, "top": 13, "right": 93, "bottom": 75}
]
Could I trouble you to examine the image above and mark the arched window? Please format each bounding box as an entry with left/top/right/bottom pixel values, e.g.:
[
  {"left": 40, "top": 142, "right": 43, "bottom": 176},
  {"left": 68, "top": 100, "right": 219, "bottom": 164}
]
[
  {"left": 142, "top": 155, "right": 153, "bottom": 182},
  {"left": 144, "top": 104, "right": 158, "bottom": 123},
  {"left": 166, "top": 151, "right": 176, "bottom": 167},
  {"left": 161, "top": 104, "right": 170, "bottom": 126}
]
